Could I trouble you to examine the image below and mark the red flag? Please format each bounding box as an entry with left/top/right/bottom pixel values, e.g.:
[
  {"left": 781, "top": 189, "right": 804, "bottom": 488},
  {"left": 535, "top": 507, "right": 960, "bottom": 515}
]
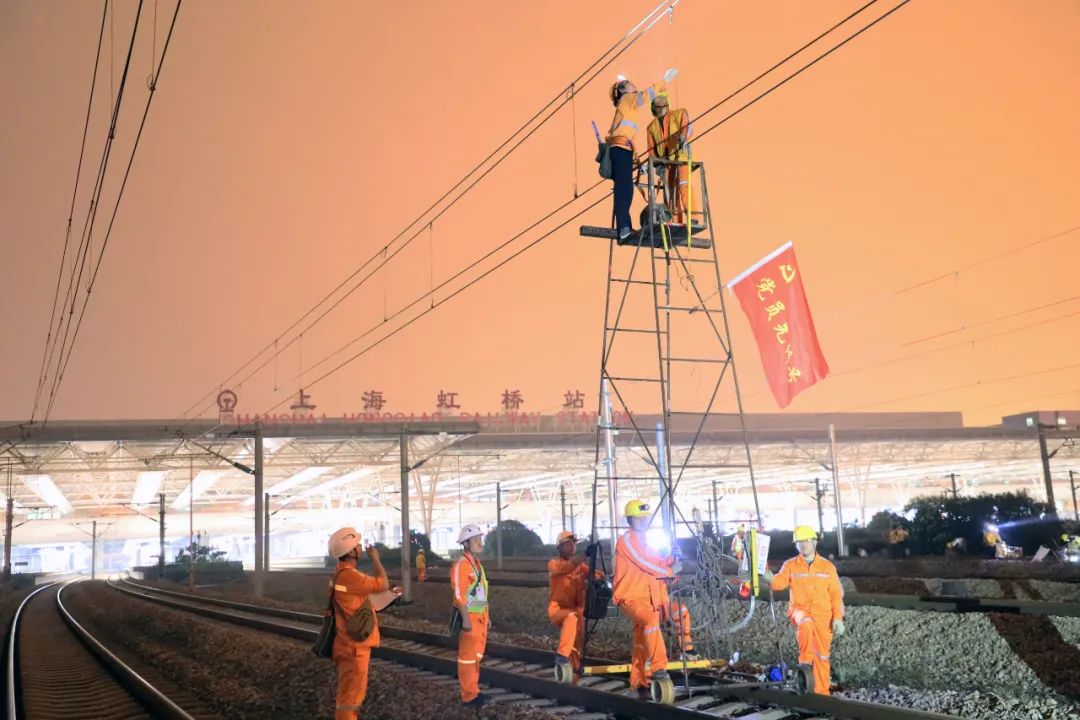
[{"left": 728, "top": 242, "right": 828, "bottom": 408}]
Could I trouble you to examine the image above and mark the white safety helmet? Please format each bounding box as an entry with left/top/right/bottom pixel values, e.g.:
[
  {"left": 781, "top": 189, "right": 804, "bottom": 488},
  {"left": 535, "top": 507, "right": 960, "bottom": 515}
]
[
  {"left": 457, "top": 524, "right": 483, "bottom": 545},
  {"left": 328, "top": 526, "right": 362, "bottom": 559}
]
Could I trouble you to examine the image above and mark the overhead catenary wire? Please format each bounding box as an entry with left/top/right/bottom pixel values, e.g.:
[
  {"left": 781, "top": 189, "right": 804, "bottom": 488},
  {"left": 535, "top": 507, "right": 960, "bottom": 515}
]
[
  {"left": 30, "top": 1, "right": 110, "bottom": 424},
  {"left": 176, "top": 0, "right": 682, "bottom": 422},
  {"left": 250, "top": 0, "right": 914, "bottom": 418},
  {"left": 894, "top": 223, "right": 1080, "bottom": 296},
  {"left": 42, "top": 0, "right": 183, "bottom": 425},
  {"left": 40, "top": 0, "right": 147, "bottom": 425}
]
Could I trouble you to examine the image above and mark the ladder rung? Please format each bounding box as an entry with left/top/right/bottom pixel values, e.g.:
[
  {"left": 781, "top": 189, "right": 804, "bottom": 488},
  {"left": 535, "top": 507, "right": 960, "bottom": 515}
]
[
  {"left": 659, "top": 306, "right": 726, "bottom": 313},
  {"left": 607, "top": 327, "right": 667, "bottom": 334},
  {"left": 661, "top": 357, "right": 728, "bottom": 364},
  {"left": 608, "top": 376, "right": 662, "bottom": 383},
  {"left": 680, "top": 464, "right": 751, "bottom": 469},
  {"left": 667, "top": 257, "right": 715, "bottom": 265},
  {"left": 611, "top": 278, "right": 663, "bottom": 286}
]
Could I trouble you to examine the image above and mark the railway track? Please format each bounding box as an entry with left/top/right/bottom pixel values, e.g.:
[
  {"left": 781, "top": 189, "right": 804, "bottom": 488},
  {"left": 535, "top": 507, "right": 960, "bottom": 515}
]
[
  {"left": 111, "top": 576, "right": 963, "bottom": 720},
  {"left": 6, "top": 580, "right": 221, "bottom": 720},
  {"left": 371, "top": 573, "right": 1080, "bottom": 617}
]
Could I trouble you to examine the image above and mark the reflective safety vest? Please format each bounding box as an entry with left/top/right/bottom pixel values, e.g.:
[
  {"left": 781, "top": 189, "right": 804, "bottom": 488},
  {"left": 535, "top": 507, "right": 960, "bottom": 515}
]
[
  {"left": 646, "top": 108, "right": 691, "bottom": 162},
  {"left": 613, "top": 529, "right": 674, "bottom": 609},
  {"left": 606, "top": 79, "right": 669, "bottom": 151},
  {"left": 452, "top": 551, "right": 488, "bottom": 614}
]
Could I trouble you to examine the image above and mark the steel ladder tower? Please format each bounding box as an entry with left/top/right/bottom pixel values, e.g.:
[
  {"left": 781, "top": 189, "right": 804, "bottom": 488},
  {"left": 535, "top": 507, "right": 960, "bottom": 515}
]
[{"left": 581, "top": 156, "right": 761, "bottom": 555}]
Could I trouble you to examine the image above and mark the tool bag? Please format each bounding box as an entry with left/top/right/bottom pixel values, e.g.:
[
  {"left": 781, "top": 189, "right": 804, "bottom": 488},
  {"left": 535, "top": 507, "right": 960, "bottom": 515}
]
[
  {"left": 312, "top": 570, "right": 343, "bottom": 658},
  {"left": 313, "top": 570, "right": 378, "bottom": 656},
  {"left": 584, "top": 541, "right": 613, "bottom": 620},
  {"left": 595, "top": 143, "right": 613, "bottom": 180}
]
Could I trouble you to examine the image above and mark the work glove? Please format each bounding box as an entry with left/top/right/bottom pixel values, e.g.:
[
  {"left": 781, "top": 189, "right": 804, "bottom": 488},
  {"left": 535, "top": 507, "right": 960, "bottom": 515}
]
[
  {"left": 832, "top": 619, "right": 846, "bottom": 637},
  {"left": 761, "top": 569, "right": 774, "bottom": 583},
  {"left": 663, "top": 67, "right": 679, "bottom": 83}
]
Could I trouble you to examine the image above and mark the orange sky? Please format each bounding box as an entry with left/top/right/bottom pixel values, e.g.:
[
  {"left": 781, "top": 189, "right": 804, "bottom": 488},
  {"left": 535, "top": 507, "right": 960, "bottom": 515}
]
[{"left": 2, "top": 0, "right": 1078, "bottom": 428}]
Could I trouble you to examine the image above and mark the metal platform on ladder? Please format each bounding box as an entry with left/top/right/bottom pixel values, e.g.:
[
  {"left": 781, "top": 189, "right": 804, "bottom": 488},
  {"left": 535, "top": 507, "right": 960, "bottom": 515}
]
[{"left": 580, "top": 156, "right": 767, "bottom": 676}]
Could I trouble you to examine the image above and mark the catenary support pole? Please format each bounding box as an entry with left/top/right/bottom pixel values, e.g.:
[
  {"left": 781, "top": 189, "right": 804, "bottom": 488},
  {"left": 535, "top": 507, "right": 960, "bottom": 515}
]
[
  {"left": 91, "top": 520, "right": 97, "bottom": 580},
  {"left": 400, "top": 433, "right": 412, "bottom": 603},
  {"left": 496, "top": 481, "right": 504, "bottom": 571},
  {"left": 158, "top": 493, "right": 165, "bottom": 580},
  {"left": 829, "top": 424, "right": 847, "bottom": 557},
  {"left": 253, "top": 425, "right": 264, "bottom": 597}
]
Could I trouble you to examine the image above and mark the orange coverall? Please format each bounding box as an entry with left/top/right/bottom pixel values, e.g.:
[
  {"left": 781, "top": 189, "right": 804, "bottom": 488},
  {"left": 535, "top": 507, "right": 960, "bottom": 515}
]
[
  {"left": 614, "top": 529, "right": 693, "bottom": 689},
  {"left": 416, "top": 552, "right": 427, "bottom": 582},
  {"left": 547, "top": 557, "right": 590, "bottom": 668},
  {"left": 770, "top": 554, "right": 845, "bottom": 695},
  {"left": 451, "top": 551, "right": 489, "bottom": 703},
  {"left": 331, "top": 560, "right": 389, "bottom": 720},
  {"left": 646, "top": 108, "right": 691, "bottom": 224}
]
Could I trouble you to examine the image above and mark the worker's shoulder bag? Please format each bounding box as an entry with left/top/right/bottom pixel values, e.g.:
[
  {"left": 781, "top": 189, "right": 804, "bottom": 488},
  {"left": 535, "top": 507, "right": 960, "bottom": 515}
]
[
  {"left": 595, "top": 142, "right": 613, "bottom": 180},
  {"left": 447, "top": 555, "right": 482, "bottom": 641},
  {"left": 345, "top": 598, "right": 376, "bottom": 643},
  {"left": 313, "top": 571, "right": 378, "bottom": 657},
  {"left": 312, "top": 570, "right": 343, "bottom": 658}
]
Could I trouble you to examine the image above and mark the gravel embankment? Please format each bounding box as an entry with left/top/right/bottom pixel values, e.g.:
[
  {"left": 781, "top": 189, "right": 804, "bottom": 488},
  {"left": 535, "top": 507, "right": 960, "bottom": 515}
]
[
  {"left": 137, "top": 574, "right": 1080, "bottom": 718},
  {"left": 68, "top": 580, "right": 553, "bottom": 720}
]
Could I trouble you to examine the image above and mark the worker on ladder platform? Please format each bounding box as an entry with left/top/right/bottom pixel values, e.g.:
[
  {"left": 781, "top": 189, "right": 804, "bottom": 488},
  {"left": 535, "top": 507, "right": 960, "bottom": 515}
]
[
  {"left": 614, "top": 499, "right": 693, "bottom": 699},
  {"left": 764, "top": 526, "right": 846, "bottom": 695},
  {"left": 607, "top": 68, "right": 678, "bottom": 242},
  {"left": 452, "top": 524, "right": 490, "bottom": 706},
  {"left": 646, "top": 93, "right": 692, "bottom": 226},
  {"left": 548, "top": 530, "right": 602, "bottom": 681},
  {"left": 416, "top": 547, "right": 427, "bottom": 583}
]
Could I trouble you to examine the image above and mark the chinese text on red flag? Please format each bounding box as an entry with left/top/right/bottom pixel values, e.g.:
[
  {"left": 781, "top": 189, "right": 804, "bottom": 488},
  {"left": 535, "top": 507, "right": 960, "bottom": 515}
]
[{"left": 728, "top": 242, "right": 828, "bottom": 408}]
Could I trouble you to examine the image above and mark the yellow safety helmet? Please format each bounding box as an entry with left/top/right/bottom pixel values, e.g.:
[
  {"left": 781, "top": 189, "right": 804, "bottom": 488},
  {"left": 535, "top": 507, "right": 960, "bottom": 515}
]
[
  {"left": 650, "top": 93, "right": 670, "bottom": 116},
  {"left": 1063, "top": 534, "right": 1071, "bottom": 542},
  {"left": 793, "top": 526, "right": 818, "bottom": 542},
  {"left": 556, "top": 530, "right": 577, "bottom": 546},
  {"left": 624, "top": 499, "right": 651, "bottom": 518}
]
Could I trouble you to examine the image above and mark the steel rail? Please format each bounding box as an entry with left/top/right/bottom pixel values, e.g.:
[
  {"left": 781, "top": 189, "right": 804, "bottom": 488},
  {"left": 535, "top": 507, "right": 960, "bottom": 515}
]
[{"left": 112, "top": 577, "right": 965, "bottom": 720}]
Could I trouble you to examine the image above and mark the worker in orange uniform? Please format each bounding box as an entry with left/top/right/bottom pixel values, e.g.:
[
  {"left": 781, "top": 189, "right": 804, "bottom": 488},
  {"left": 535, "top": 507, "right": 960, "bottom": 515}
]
[
  {"left": 416, "top": 547, "right": 427, "bottom": 583},
  {"left": 327, "top": 526, "right": 389, "bottom": 720},
  {"left": 765, "top": 526, "right": 846, "bottom": 695},
  {"left": 452, "top": 524, "right": 490, "bottom": 706},
  {"left": 547, "top": 530, "right": 598, "bottom": 680},
  {"left": 613, "top": 499, "right": 679, "bottom": 698},
  {"left": 607, "top": 68, "right": 678, "bottom": 242},
  {"left": 646, "top": 94, "right": 692, "bottom": 225}
]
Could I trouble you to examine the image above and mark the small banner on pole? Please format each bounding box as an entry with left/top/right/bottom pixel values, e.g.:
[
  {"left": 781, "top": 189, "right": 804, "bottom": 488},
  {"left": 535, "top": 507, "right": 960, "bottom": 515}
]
[{"left": 727, "top": 242, "right": 828, "bottom": 408}]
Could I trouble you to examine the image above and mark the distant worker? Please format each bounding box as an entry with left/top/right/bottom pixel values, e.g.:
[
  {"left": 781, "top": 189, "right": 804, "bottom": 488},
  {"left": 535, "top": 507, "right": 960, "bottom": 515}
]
[
  {"left": 547, "top": 531, "right": 593, "bottom": 679},
  {"left": 416, "top": 547, "right": 427, "bottom": 583},
  {"left": 731, "top": 523, "right": 746, "bottom": 562},
  {"left": 983, "top": 523, "right": 1001, "bottom": 548},
  {"left": 1063, "top": 534, "right": 1080, "bottom": 552},
  {"left": 606, "top": 68, "right": 678, "bottom": 242},
  {"left": 613, "top": 499, "right": 693, "bottom": 698},
  {"left": 327, "top": 527, "right": 389, "bottom": 720},
  {"left": 764, "top": 526, "right": 845, "bottom": 696},
  {"left": 452, "top": 524, "right": 490, "bottom": 706},
  {"left": 646, "top": 94, "right": 691, "bottom": 225}
]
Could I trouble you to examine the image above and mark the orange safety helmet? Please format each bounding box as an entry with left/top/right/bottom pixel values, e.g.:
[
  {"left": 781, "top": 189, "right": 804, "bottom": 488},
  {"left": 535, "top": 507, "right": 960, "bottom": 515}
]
[{"left": 556, "top": 530, "right": 578, "bottom": 546}]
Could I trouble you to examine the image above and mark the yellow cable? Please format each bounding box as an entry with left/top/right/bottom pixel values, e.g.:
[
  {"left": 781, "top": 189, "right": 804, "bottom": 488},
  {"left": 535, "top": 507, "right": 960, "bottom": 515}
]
[{"left": 685, "top": 112, "right": 694, "bottom": 250}]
